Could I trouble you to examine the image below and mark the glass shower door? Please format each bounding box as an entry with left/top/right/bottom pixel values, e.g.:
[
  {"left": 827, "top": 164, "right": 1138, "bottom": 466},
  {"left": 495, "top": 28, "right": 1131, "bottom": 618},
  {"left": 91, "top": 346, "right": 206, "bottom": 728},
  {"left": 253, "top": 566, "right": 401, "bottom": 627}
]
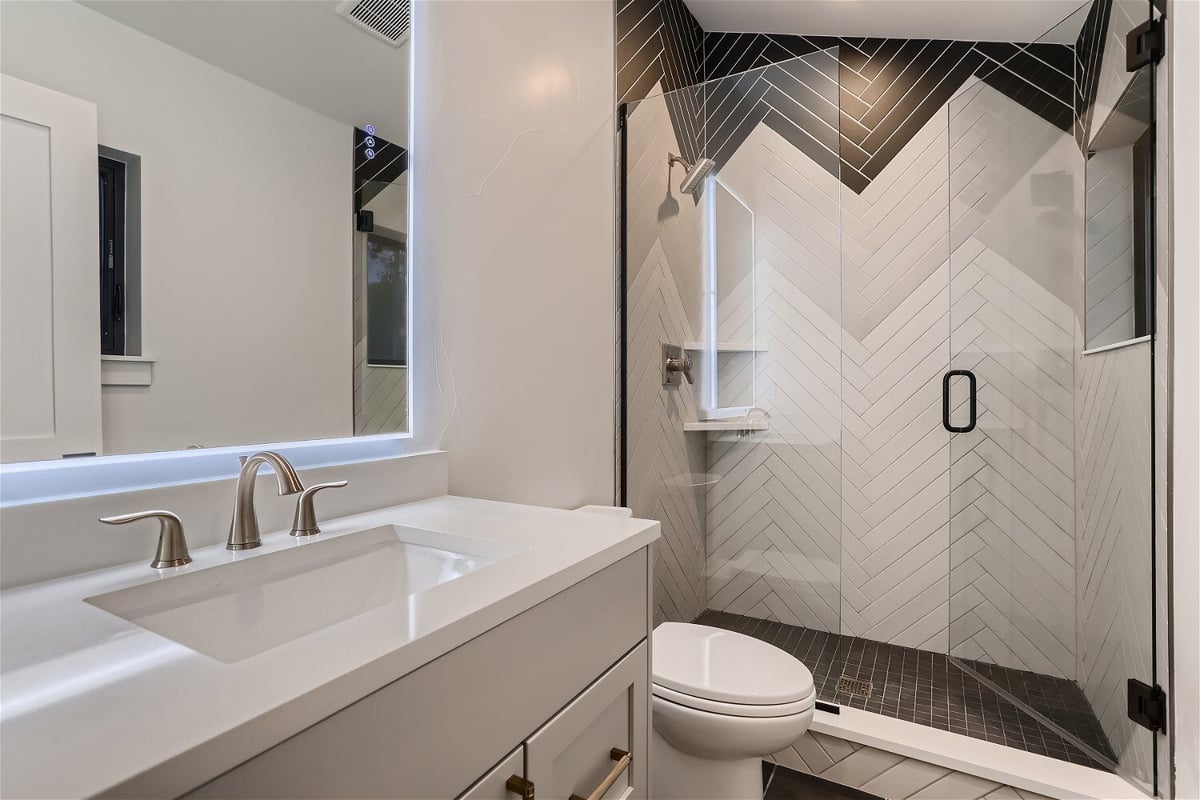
[
  {"left": 946, "top": 2, "right": 1159, "bottom": 789},
  {"left": 620, "top": 49, "right": 843, "bottom": 639},
  {"left": 944, "top": 64, "right": 1085, "bottom": 705}
]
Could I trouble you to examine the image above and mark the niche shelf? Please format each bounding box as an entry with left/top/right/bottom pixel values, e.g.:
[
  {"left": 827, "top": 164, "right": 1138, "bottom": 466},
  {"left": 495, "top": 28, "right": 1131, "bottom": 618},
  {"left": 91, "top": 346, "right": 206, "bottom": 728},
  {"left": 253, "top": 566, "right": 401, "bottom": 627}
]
[
  {"left": 682, "top": 341, "right": 766, "bottom": 353},
  {"left": 682, "top": 419, "right": 768, "bottom": 433},
  {"left": 100, "top": 354, "right": 155, "bottom": 387}
]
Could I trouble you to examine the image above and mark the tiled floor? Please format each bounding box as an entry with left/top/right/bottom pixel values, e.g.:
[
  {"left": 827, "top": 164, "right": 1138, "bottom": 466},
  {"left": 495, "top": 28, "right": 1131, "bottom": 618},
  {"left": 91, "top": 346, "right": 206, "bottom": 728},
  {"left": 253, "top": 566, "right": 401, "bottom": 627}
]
[
  {"left": 695, "top": 610, "right": 1117, "bottom": 771},
  {"left": 764, "top": 762, "right": 882, "bottom": 800}
]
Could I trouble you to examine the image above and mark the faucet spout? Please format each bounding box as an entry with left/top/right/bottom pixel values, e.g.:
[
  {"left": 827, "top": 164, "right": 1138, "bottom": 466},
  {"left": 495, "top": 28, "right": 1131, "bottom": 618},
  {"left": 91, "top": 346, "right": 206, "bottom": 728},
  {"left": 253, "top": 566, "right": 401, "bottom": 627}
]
[{"left": 227, "top": 451, "right": 303, "bottom": 550}]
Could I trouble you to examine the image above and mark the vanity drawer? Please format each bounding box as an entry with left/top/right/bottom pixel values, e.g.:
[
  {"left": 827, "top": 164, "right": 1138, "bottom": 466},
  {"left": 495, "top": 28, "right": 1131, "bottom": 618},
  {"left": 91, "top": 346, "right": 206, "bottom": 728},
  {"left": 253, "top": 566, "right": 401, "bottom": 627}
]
[
  {"left": 526, "top": 641, "right": 647, "bottom": 800},
  {"left": 183, "top": 548, "right": 649, "bottom": 800}
]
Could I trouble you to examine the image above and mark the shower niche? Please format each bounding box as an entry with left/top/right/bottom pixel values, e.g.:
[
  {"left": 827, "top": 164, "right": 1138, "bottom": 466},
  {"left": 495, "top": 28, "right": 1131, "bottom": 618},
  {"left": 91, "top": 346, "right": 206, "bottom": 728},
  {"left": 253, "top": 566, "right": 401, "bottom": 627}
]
[
  {"left": 700, "top": 182, "right": 759, "bottom": 419},
  {"left": 1084, "top": 66, "right": 1154, "bottom": 352}
]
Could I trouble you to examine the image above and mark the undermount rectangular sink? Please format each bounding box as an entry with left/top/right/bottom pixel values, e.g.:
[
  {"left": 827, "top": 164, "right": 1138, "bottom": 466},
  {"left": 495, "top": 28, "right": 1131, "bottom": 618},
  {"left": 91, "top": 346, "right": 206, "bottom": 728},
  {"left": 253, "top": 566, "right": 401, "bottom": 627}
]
[{"left": 85, "top": 525, "right": 522, "bottom": 663}]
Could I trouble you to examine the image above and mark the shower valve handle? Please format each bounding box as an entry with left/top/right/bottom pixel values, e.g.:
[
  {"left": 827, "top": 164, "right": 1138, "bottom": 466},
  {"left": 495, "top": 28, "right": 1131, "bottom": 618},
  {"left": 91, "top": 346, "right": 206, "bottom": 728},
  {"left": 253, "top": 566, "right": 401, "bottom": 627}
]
[{"left": 666, "top": 353, "right": 694, "bottom": 384}]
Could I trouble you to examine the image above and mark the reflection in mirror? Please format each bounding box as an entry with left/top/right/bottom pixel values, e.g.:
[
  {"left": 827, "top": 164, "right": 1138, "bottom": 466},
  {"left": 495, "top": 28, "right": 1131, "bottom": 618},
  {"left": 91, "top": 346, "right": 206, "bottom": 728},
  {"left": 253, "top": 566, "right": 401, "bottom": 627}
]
[
  {"left": 1084, "top": 65, "right": 1152, "bottom": 351},
  {"left": 354, "top": 131, "right": 409, "bottom": 435},
  {"left": 0, "top": 0, "right": 411, "bottom": 463}
]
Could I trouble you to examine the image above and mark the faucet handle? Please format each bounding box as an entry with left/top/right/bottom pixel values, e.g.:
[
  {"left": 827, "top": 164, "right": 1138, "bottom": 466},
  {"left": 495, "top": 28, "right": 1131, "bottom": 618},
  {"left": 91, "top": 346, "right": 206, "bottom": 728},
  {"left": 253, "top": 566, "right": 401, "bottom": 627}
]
[
  {"left": 290, "top": 481, "right": 348, "bottom": 537},
  {"left": 100, "top": 510, "right": 192, "bottom": 569}
]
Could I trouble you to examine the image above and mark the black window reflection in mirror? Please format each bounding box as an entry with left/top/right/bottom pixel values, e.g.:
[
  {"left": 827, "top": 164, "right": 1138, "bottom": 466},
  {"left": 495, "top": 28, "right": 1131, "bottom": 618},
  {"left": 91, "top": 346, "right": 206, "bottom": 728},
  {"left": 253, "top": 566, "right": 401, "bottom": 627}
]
[
  {"left": 366, "top": 230, "right": 406, "bottom": 366},
  {"left": 98, "top": 155, "right": 126, "bottom": 355}
]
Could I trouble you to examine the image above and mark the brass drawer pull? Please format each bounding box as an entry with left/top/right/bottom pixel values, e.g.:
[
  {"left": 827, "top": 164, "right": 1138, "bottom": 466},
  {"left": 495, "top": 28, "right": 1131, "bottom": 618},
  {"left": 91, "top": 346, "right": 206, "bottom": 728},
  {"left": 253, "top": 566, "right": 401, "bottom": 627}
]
[{"left": 568, "top": 748, "right": 631, "bottom": 800}]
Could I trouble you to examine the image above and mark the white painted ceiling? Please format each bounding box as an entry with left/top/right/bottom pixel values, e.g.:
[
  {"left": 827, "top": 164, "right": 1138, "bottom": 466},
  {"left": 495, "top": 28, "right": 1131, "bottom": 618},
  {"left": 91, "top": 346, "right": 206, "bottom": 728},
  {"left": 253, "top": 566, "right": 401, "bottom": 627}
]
[
  {"left": 81, "top": 0, "right": 409, "bottom": 143},
  {"left": 683, "top": 0, "right": 1091, "bottom": 44}
]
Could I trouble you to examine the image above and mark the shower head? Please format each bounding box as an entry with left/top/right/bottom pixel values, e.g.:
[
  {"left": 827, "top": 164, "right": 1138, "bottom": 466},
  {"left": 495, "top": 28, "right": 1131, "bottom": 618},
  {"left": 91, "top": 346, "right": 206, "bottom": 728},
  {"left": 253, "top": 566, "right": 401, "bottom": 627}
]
[{"left": 668, "top": 153, "right": 717, "bottom": 194}]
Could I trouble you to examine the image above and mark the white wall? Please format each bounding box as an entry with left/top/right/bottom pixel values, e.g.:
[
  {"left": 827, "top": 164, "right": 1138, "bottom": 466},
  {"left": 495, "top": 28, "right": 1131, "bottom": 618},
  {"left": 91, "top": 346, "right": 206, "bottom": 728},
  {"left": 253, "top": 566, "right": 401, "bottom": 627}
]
[
  {"left": 1168, "top": 1, "right": 1199, "bottom": 796},
  {"left": 0, "top": 1, "right": 353, "bottom": 455},
  {"left": 402, "top": 0, "right": 616, "bottom": 509},
  {"left": 364, "top": 178, "right": 408, "bottom": 232}
]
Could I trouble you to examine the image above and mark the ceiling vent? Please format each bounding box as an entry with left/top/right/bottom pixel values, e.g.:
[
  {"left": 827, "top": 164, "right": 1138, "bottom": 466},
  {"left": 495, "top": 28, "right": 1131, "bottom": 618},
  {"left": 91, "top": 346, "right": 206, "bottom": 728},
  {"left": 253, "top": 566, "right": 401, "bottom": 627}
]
[{"left": 336, "top": 0, "right": 411, "bottom": 47}]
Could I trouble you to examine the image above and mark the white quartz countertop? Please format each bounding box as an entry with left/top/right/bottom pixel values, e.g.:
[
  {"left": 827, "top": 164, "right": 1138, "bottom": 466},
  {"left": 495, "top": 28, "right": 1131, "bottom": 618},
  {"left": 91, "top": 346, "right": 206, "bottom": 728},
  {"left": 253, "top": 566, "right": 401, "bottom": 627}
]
[{"left": 0, "top": 496, "right": 659, "bottom": 799}]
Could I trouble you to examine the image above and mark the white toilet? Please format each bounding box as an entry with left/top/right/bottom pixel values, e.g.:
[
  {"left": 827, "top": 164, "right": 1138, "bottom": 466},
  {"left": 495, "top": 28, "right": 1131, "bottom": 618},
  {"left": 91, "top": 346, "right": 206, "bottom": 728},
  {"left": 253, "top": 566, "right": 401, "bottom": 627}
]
[{"left": 651, "top": 622, "right": 816, "bottom": 800}]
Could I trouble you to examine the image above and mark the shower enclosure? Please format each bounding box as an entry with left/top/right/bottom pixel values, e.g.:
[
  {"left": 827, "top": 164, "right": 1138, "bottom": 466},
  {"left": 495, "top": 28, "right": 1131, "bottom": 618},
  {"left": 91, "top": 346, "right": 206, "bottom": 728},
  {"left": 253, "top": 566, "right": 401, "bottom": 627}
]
[{"left": 619, "top": 2, "right": 1162, "bottom": 794}]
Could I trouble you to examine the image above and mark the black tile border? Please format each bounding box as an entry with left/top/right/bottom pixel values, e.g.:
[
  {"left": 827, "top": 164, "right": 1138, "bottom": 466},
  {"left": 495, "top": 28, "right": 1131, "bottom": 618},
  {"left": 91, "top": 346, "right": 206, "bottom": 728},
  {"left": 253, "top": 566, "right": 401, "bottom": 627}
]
[
  {"left": 694, "top": 609, "right": 1117, "bottom": 772},
  {"left": 617, "top": 2, "right": 1082, "bottom": 196},
  {"left": 699, "top": 32, "right": 1075, "bottom": 194}
]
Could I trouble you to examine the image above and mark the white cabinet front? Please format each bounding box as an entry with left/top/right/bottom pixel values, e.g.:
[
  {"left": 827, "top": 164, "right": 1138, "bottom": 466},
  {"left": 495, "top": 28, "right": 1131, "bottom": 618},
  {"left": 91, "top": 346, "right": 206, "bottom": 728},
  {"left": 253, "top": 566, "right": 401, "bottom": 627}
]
[{"left": 525, "top": 643, "right": 647, "bottom": 800}]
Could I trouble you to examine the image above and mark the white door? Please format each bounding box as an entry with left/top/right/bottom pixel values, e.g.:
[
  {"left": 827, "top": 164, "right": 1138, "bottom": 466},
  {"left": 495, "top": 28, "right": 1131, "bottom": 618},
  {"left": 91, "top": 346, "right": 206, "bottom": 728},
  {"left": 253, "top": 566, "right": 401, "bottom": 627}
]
[{"left": 1, "top": 74, "right": 102, "bottom": 461}]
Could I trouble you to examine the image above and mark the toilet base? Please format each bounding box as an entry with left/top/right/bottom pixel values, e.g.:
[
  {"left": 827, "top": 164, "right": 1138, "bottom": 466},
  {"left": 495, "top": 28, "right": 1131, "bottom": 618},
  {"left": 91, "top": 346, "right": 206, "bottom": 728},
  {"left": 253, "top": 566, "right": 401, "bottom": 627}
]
[{"left": 652, "top": 726, "right": 765, "bottom": 800}]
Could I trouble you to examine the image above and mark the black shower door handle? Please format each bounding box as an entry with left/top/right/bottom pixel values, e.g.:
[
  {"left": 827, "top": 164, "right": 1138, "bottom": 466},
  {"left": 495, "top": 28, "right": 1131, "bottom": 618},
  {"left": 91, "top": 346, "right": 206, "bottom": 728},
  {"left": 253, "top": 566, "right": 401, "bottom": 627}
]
[{"left": 942, "top": 370, "right": 977, "bottom": 433}]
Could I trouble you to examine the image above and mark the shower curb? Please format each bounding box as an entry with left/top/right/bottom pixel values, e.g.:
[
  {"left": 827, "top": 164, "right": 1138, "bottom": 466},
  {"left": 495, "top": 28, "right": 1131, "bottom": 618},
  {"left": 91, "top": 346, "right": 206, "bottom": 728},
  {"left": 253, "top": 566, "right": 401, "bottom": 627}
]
[{"left": 788, "top": 707, "right": 1150, "bottom": 800}]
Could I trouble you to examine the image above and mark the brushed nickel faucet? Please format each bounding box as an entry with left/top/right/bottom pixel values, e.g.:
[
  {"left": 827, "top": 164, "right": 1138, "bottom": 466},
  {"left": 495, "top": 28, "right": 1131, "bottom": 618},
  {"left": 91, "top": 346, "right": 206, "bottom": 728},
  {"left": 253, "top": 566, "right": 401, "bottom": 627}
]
[
  {"left": 227, "top": 451, "right": 303, "bottom": 550},
  {"left": 290, "top": 480, "right": 348, "bottom": 537},
  {"left": 100, "top": 510, "right": 192, "bottom": 569}
]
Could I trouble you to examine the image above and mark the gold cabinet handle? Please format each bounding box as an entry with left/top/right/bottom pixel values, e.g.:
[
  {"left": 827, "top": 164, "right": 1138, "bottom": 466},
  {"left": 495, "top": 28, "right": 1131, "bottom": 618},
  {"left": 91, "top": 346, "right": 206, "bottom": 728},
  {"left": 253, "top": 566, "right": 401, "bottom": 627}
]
[
  {"left": 506, "top": 775, "right": 535, "bottom": 800},
  {"left": 568, "top": 748, "right": 631, "bottom": 800}
]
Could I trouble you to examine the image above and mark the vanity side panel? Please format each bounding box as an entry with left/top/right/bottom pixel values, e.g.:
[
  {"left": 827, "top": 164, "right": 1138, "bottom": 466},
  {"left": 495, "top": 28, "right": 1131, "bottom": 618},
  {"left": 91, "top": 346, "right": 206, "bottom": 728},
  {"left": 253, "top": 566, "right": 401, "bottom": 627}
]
[{"left": 183, "top": 548, "right": 649, "bottom": 800}]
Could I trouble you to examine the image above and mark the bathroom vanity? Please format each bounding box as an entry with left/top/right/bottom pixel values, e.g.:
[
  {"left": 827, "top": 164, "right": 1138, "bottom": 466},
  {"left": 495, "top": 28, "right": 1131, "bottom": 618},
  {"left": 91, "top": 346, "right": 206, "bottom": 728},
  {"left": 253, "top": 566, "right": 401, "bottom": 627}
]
[{"left": 0, "top": 497, "right": 658, "bottom": 799}]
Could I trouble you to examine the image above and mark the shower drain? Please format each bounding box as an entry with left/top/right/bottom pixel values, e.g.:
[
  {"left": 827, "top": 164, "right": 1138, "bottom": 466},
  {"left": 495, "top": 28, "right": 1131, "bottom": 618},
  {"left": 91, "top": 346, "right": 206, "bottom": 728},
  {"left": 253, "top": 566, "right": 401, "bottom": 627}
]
[{"left": 837, "top": 676, "right": 874, "bottom": 698}]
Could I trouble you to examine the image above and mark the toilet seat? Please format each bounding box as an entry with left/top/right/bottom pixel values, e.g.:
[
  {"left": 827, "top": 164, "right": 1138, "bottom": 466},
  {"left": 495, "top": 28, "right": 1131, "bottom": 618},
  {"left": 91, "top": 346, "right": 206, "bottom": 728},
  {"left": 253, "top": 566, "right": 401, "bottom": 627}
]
[
  {"left": 652, "top": 681, "right": 816, "bottom": 718},
  {"left": 651, "top": 623, "right": 817, "bottom": 799},
  {"left": 652, "top": 622, "right": 815, "bottom": 707}
]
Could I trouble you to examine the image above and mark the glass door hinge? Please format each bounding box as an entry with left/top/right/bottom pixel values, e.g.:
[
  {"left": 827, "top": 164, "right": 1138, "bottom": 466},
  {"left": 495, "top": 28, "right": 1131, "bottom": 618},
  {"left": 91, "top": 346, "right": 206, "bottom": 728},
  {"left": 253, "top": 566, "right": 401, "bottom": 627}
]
[
  {"left": 1127, "top": 678, "right": 1166, "bottom": 732},
  {"left": 1127, "top": 19, "right": 1165, "bottom": 71}
]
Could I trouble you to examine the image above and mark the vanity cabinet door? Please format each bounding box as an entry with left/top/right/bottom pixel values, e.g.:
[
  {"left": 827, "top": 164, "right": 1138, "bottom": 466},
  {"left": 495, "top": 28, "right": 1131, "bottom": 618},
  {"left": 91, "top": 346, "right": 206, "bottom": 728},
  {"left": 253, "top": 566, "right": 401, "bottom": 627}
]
[
  {"left": 525, "top": 642, "right": 647, "bottom": 800},
  {"left": 458, "top": 746, "right": 526, "bottom": 800}
]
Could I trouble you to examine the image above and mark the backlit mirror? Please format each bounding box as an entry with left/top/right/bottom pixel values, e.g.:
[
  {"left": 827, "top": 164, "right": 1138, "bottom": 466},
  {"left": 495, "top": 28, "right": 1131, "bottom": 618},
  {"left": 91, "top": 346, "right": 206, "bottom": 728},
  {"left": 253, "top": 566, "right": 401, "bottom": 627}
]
[{"left": 0, "top": 0, "right": 412, "bottom": 463}]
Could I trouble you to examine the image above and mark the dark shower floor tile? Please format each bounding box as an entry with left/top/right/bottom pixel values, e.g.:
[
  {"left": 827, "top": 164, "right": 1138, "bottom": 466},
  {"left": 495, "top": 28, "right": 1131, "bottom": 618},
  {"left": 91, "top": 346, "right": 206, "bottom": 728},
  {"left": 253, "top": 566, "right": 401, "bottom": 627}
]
[{"left": 694, "top": 609, "right": 1117, "bottom": 772}]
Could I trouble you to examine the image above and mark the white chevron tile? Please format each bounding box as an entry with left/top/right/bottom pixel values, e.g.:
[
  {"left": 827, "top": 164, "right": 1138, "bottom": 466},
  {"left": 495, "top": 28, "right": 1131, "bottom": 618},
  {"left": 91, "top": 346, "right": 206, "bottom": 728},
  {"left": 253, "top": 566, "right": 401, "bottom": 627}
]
[
  {"left": 861, "top": 757, "right": 954, "bottom": 798},
  {"left": 625, "top": 84, "right": 709, "bottom": 627},
  {"left": 1084, "top": 146, "right": 1136, "bottom": 347},
  {"left": 821, "top": 747, "right": 907, "bottom": 787},
  {"left": 630, "top": 73, "right": 1119, "bottom": 745},
  {"left": 1076, "top": 339, "right": 1153, "bottom": 779},
  {"left": 911, "top": 770, "right": 1005, "bottom": 800}
]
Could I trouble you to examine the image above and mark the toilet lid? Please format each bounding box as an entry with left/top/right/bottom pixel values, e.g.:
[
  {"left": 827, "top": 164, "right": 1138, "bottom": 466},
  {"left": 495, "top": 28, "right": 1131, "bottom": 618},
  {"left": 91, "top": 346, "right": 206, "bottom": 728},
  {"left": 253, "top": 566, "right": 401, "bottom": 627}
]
[{"left": 652, "top": 623, "right": 815, "bottom": 705}]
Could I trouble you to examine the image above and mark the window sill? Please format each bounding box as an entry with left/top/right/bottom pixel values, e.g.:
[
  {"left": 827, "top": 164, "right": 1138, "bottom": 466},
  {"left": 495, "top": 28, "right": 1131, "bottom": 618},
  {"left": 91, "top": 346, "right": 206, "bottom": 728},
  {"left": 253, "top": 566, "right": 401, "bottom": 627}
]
[{"left": 100, "top": 355, "right": 154, "bottom": 386}]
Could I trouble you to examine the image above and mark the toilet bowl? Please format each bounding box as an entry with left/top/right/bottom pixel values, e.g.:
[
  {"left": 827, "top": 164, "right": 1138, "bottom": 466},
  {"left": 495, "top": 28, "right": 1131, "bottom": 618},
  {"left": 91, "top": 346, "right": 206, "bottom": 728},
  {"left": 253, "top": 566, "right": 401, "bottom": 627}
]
[{"left": 651, "top": 622, "right": 815, "bottom": 800}]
